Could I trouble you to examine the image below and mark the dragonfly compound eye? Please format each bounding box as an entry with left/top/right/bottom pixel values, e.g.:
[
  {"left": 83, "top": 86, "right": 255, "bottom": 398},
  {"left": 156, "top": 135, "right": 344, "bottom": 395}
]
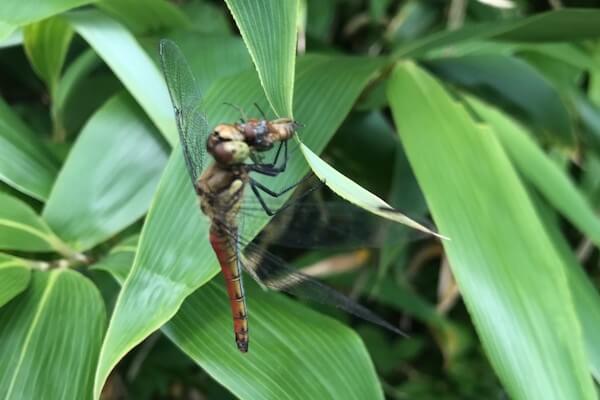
[{"left": 211, "top": 141, "right": 250, "bottom": 164}]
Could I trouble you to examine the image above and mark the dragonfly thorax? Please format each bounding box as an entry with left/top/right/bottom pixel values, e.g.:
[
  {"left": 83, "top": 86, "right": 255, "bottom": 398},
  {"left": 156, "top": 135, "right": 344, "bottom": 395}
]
[{"left": 208, "top": 124, "right": 251, "bottom": 165}]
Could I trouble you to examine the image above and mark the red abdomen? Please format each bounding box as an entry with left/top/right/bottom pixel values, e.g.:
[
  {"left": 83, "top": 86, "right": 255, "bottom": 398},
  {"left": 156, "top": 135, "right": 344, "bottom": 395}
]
[{"left": 209, "top": 226, "right": 249, "bottom": 353}]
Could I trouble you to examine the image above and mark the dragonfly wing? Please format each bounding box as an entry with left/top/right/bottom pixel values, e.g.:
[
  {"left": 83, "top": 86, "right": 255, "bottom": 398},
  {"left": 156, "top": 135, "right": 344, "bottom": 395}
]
[
  {"left": 238, "top": 197, "right": 429, "bottom": 249},
  {"left": 159, "top": 39, "right": 208, "bottom": 183},
  {"left": 229, "top": 226, "right": 407, "bottom": 336}
]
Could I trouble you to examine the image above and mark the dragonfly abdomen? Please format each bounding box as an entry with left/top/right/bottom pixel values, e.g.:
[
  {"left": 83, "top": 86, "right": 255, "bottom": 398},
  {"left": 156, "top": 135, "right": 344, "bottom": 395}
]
[{"left": 209, "top": 226, "right": 249, "bottom": 353}]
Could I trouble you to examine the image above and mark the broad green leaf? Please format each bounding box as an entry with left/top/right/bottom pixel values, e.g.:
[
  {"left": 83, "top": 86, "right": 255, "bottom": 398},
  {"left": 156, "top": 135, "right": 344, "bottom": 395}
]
[
  {"left": 591, "top": 42, "right": 600, "bottom": 107},
  {"left": 52, "top": 49, "right": 116, "bottom": 138},
  {"left": 426, "top": 54, "right": 574, "bottom": 146},
  {"left": 533, "top": 195, "right": 600, "bottom": 381},
  {"left": 98, "top": 0, "right": 190, "bottom": 35},
  {"left": 68, "top": 10, "right": 178, "bottom": 144},
  {"left": 43, "top": 92, "right": 168, "bottom": 251},
  {"left": 225, "top": 0, "right": 298, "bottom": 117},
  {"left": 0, "top": 254, "right": 31, "bottom": 308},
  {"left": 0, "top": 269, "right": 105, "bottom": 399},
  {"left": 575, "top": 92, "right": 600, "bottom": 154},
  {"left": 464, "top": 95, "right": 600, "bottom": 248},
  {"left": 182, "top": 1, "right": 231, "bottom": 35},
  {"left": 0, "top": 192, "right": 72, "bottom": 255},
  {"left": 0, "top": 22, "right": 17, "bottom": 42},
  {"left": 387, "top": 62, "right": 594, "bottom": 399},
  {"left": 23, "top": 16, "right": 73, "bottom": 93},
  {"left": 0, "top": 0, "right": 94, "bottom": 26},
  {"left": 94, "top": 240, "right": 385, "bottom": 400},
  {"left": 164, "top": 281, "right": 384, "bottom": 400},
  {"left": 93, "top": 54, "right": 384, "bottom": 399},
  {"left": 164, "top": 33, "right": 252, "bottom": 94},
  {"left": 90, "top": 235, "right": 138, "bottom": 281},
  {"left": 300, "top": 143, "right": 445, "bottom": 239},
  {"left": 394, "top": 9, "right": 600, "bottom": 58},
  {"left": 0, "top": 98, "right": 59, "bottom": 200},
  {"left": 54, "top": 49, "right": 100, "bottom": 112}
]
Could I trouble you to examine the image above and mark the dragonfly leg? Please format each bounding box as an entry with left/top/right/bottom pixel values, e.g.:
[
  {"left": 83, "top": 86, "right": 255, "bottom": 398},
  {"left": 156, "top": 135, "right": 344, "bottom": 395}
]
[
  {"left": 246, "top": 140, "right": 288, "bottom": 176},
  {"left": 249, "top": 175, "right": 323, "bottom": 216},
  {"left": 223, "top": 102, "right": 248, "bottom": 122},
  {"left": 254, "top": 102, "right": 267, "bottom": 120}
]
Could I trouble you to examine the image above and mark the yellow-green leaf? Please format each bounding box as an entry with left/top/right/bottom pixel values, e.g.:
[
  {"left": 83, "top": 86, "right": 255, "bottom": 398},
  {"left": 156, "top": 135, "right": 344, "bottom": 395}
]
[
  {"left": 387, "top": 62, "right": 594, "bottom": 400},
  {"left": 224, "top": 0, "right": 298, "bottom": 117}
]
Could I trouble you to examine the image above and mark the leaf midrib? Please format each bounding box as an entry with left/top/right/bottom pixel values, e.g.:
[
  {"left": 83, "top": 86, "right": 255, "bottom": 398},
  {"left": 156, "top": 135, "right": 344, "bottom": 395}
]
[{"left": 5, "top": 271, "right": 59, "bottom": 398}]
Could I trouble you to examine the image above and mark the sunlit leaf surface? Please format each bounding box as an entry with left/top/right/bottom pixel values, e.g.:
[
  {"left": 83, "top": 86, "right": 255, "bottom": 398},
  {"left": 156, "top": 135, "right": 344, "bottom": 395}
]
[
  {"left": 0, "top": 270, "right": 105, "bottom": 399},
  {"left": 93, "top": 55, "right": 384, "bottom": 399},
  {"left": 387, "top": 62, "right": 595, "bottom": 399},
  {"left": 225, "top": 0, "right": 298, "bottom": 117},
  {"left": 0, "top": 254, "right": 30, "bottom": 308},
  {"left": 43, "top": 92, "right": 168, "bottom": 251}
]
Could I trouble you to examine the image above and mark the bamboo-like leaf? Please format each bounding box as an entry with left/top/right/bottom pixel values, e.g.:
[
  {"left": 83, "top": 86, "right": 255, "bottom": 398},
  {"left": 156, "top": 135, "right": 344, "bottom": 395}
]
[
  {"left": 300, "top": 143, "right": 445, "bottom": 239},
  {"left": 0, "top": 254, "right": 31, "bottom": 308},
  {"left": 0, "top": 98, "right": 59, "bottom": 200},
  {"left": 464, "top": 95, "right": 600, "bottom": 248},
  {"left": 43, "top": 92, "right": 168, "bottom": 251},
  {"left": 224, "top": 0, "right": 298, "bottom": 117},
  {"left": 533, "top": 195, "right": 600, "bottom": 381},
  {"left": 93, "top": 54, "right": 384, "bottom": 399},
  {"left": 163, "top": 33, "right": 252, "bottom": 94},
  {"left": 97, "top": 0, "right": 190, "bottom": 35},
  {"left": 0, "top": 270, "right": 106, "bottom": 399},
  {"left": 387, "top": 62, "right": 595, "bottom": 399},
  {"left": 0, "top": 0, "right": 94, "bottom": 25},
  {"left": 0, "top": 23, "right": 17, "bottom": 42},
  {"left": 67, "top": 10, "right": 178, "bottom": 144},
  {"left": 23, "top": 16, "right": 73, "bottom": 93},
  {"left": 94, "top": 240, "right": 386, "bottom": 400},
  {"left": 0, "top": 192, "right": 71, "bottom": 255},
  {"left": 164, "top": 281, "right": 385, "bottom": 400},
  {"left": 394, "top": 9, "right": 600, "bottom": 58},
  {"left": 426, "top": 54, "right": 574, "bottom": 146}
]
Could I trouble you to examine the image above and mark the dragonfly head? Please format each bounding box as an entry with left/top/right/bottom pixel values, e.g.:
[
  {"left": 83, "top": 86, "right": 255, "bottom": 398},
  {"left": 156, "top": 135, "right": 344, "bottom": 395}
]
[
  {"left": 208, "top": 124, "right": 251, "bottom": 165},
  {"left": 237, "top": 119, "right": 273, "bottom": 152},
  {"left": 268, "top": 118, "right": 301, "bottom": 142}
]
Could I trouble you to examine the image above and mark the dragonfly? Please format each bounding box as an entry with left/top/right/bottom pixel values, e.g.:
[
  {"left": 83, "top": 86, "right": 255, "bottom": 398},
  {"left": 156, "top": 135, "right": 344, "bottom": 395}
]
[{"left": 159, "top": 39, "right": 405, "bottom": 353}]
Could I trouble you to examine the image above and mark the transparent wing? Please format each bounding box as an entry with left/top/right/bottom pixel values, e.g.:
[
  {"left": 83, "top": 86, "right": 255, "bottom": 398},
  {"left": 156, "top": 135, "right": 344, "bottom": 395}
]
[
  {"left": 213, "top": 218, "right": 406, "bottom": 336},
  {"left": 159, "top": 39, "right": 208, "bottom": 183},
  {"left": 239, "top": 200, "right": 429, "bottom": 249}
]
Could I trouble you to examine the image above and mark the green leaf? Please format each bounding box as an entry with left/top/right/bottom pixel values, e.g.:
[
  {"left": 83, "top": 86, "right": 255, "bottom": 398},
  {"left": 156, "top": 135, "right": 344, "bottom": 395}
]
[
  {"left": 426, "top": 54, "right": 574, "bottom": 146},
  {"left": 164, "top": 280, "right": 385, "bottom": 400},
  {"left": 94, "top": 237, "right": 386, "bottom": 400},
  {"left": 97, "top": 0, "right": 190, "bottom": 35},
  {"left": 42, "top": 92, "right": 168, "bottom": 251},
  {"left": 0, "top": 22, "right": 18, "bottom": 42},
  {"left": 387, "top": 62, "right": 595, "bottom": 399},
  {"left": 90, "top": 235, "right": 138, "bottom": 282},
  {"left": 0, "top": 269, "right": 106, "bottom": 399},
  {"left": 464, "top": 95, "right": 600, "bottom": 248},
  {"left": 224, "top": 0, "right": 298, "bottom": 117},
  {"left": 23, "top": 16, "right": 73, "bottom": 93},
  {"left": 0, "top": 254, "right": 31, "bottom": 308},
  {"left": 182, "top": 1, "right": 231, "bottom": 35},
  {"left": 0, "top": 98, "right": 59, "bottom": 200},
  {"left": 52, "top": 49, "right": 118, "bottom": 139},
  {"left": 93, "top": 54, "right": 384, "bottom": 398},
  {"left": 533, "top": 196, "right": 600, "bottom": 381},
  {"left": 164, "top": 32, "right": 252, "bottom": 94},
  {"left": 67, "top": 10, "right": 178, "bottom": 144},
  {"left": 300, "top": 143, "right": 445, "bottom": 239},
  {"left": 0, "top": 0, "right": 95, "bottom": 26},
  {"left": 394, "top": 9, "right": 600, "bottom": 58},
  {"left": 0, "top": 192, "right": 67, "bottom": 254}
]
